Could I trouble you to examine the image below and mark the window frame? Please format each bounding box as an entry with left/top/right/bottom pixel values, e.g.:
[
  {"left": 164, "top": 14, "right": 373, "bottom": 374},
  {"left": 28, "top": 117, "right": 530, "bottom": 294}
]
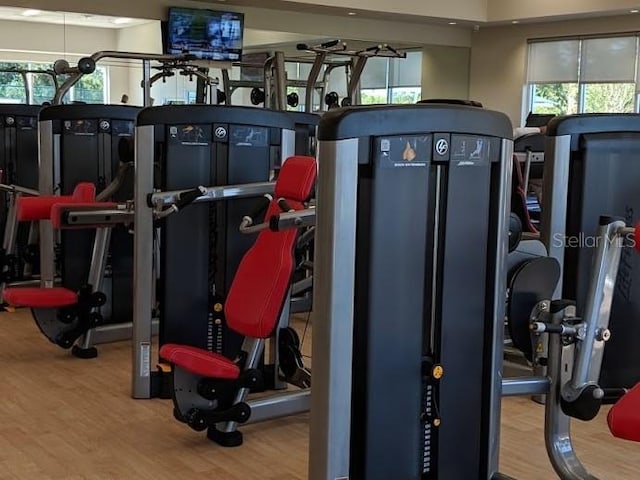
[{"left": 525, "top": 34, "right": 640, "bottom": 120}]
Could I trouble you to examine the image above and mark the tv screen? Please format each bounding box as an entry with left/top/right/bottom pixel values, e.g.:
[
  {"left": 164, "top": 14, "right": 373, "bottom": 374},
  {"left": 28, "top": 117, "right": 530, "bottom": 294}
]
[{"left": 167, "top": 7, "right": 244, "bottom": 61}]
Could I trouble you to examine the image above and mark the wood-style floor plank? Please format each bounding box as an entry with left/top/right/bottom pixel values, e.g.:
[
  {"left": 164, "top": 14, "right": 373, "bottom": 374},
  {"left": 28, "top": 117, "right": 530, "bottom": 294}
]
[{"left": 1, "top": 309, "right": 638, "bottom": 479}]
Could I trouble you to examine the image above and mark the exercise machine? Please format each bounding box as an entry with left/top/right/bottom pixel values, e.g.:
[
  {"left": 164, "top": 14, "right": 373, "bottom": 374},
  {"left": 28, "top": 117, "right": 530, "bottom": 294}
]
[
  {"left": 3, "top": 104, "right": 140, "bottom": 357},
  {"left": 131, "top": 105, "right": 302, "bottom": 399},
  {"left": 309, "top": 104, "right": 514, "bottom": 479},
  {"left": 0, "top": 105, "right": 41, "bottom": 284},
  {"left": 158, "top": 155, "right": 316, "bottom": 445},
  {"left": 541, "top": 114, "right": 640, "bottom": 394}
]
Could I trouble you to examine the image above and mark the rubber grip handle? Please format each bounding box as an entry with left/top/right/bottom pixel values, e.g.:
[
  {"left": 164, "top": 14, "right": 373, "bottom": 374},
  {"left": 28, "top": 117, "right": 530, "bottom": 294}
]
[{"left": 175, "top": 188, "right": 203, "bottom": 210}]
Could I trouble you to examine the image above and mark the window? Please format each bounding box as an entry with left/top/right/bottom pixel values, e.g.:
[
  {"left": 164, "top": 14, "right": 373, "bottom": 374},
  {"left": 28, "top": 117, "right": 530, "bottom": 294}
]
[
  {"left": 360, "top": 51, "right": 422, "bottom": 105},
  {"left": 71, "top": 67, "right": 107, "bottom": 104},
  {"left": 284, "top": 50, "right": 422, "bottom": 111},
  {"left": 527, "top": 36, "right": 640, "bottom": 116},
  {"left": 0, "top": 61, "right": 107, "bottom": 105}
]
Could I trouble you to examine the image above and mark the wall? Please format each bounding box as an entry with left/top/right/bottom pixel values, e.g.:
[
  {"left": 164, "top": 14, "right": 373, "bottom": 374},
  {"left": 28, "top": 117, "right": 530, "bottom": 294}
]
[
  {"left": 469, "top": 14, "right": 640, "bottom": 125},
  {"left": 421, "top": 46, "right": 470, "bottom": 101},
  {"left": 488, "top": 0, "right": 640, "bottom": 22},
  {"left": 0, "top": 0, "right": 472, "bottom": 47},
  {"left": 0, "top": 18, "right": 117, "bottom": 60}
]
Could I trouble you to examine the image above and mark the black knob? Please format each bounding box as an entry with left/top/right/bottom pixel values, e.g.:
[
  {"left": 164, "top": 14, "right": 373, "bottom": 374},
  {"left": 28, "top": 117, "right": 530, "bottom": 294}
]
[
  {"left": 78, "top": 57, "right": 96, "bottom": 75},
  {"left": 250, "top": 88, "right": 265, "bottom": 106},
  {"left": 185, "top": 409, "right": 208, "bottom": 432},
  {"left": 324, "top": 91, "right": 339, "bottom": 108},
  {"left": 287, "top": 92, "right": 299, "bottom": 108}
]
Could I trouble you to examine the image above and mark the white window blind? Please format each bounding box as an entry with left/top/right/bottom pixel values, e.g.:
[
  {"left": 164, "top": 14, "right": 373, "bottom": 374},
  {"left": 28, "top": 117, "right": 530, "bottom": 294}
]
[
  {"left": 528, "top": 40, "right": 579, "bottom": 83},
  {"left": 360, "top": 57, "right": 388, "bottom": 89},
  {"left": 581, "top": 37, "right": 637, "bottom": 83},
  {"left": 389, "top": 51, "right": 422, "bottom": 87}
]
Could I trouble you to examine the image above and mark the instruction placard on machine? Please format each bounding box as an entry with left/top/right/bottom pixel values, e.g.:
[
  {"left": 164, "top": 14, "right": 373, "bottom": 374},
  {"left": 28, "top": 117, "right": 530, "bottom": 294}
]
[{"left": 377, "top": 135, "right": 432, "bottom": 168}]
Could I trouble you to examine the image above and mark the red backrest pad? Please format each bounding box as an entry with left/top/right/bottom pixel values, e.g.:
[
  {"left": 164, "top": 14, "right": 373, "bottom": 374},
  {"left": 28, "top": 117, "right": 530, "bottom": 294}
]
[
  {"left": 275, "top": 155, "right": 317, "bottom": 201},
  {"left": 224, "top": 156, "right": 317, "bottom": 339},
  {"left": 608, "top": 383, "right": 640, "bottom": 442},
  {"left": 17, "top": 183, "right": 96, "bottom": 222}
]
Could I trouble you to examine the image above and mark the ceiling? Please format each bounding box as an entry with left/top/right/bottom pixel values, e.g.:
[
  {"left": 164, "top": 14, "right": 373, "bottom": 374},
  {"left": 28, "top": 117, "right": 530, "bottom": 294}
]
[{"left": 0, "top": 6, "right": 153, "bottom": 28}]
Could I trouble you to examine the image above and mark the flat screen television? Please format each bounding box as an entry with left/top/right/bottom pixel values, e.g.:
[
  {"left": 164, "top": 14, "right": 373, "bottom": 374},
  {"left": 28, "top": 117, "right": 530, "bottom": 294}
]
[{"left": 166, "top": 7, "right": 244, "bottom": 61}]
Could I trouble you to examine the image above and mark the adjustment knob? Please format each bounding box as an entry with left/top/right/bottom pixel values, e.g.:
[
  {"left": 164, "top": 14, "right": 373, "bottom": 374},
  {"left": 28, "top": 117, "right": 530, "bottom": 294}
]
[{"left": 185, "top": 409, "right": 208, "bottom": 432}]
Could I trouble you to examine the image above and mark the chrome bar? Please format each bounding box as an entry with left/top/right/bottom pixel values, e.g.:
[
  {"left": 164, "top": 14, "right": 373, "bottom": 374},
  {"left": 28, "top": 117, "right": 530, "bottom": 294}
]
[
  {"left": 142, "top": 60, "right": 152, "bottom": 107},
  {"left": 564, "top": 219, "right": 625, "bottom": 401},
  {"left": 309, "top": 138, "right": 359, "bottom": 480},
  {"left": 272, "top": 208, "right": 316, "bottom": 231},
  {"left": 523, "top": 150, "right": 533, "bottom": 196},
  {"left": 63, "top": 208, "right": 134, "bottom": 227},
  {"left": 502, "top": 377, "right": 550, "bottom": 397},
  {"left": 246, "top": 390, "right": 310, "bottom": 424},
  {"left": 38, "top": 122, "right": 55, "bottom": 288},
  {"left": 0, "top": 184, "right": 40, "bottom": 196},
  {"left": 132, "top": 125, "right": 156, "bottom": 399},
  {"left": 87, "top": 228, "right": 111, "bottom": 290},
  {"left": 347, "top": 56, "right": 368, "bottom": 101},
  {"left": 305, "top": 52, "right": 327, "bottom": 113},
  {"left": 150, "top": 182, "right": 275, "bottom": 207},
  {"left": 80, "top": 319, "right": 160, "bottom": 349},
  {"left": 541, "top": 135, "right": 572, "bottom": 298},
  {"left": 545, "top": 306, "right": 597, "bottom": 480},
  {"left": 487, "top": 138, "right": 514, "bottom": 478},
  {"left": 274, "top": 51, "right": 287, "bottom": 110},
  {"left": 221, "top": 338, "right": 265, "bottom": 434}
]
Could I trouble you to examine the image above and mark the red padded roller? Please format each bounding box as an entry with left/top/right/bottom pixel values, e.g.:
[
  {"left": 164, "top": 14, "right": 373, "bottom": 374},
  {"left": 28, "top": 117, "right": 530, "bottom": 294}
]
[
  {"left": 635, "top": 224, "right": 640, "bottom": 255},
  {"left": 4, "top": 287, "right": 78, "bottom": 308},
  {"left": 608, "top": 383, "right": 640, "bottom": 442},
  {"left": 50, "top": 202, "right": 118, "bottom": 230},
  {"left": 159, "top": 344, "right": 240, "bottom": 379},
  {"left": 16, "top": 182, "right": 96, "bottom": 222}
]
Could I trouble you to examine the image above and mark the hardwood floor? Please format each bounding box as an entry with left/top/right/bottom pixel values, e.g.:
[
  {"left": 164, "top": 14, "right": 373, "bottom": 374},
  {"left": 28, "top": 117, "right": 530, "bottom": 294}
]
[{"left": 1, "top": 309, "right": 638, "bottom": 479}]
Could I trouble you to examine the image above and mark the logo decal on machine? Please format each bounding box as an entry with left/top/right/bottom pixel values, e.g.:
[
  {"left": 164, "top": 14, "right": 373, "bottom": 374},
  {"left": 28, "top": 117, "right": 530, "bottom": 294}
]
[
  {"left": 215, "top": 126, "right": 227, "bottom": 139},
  {"left": 435, "top": 138, "right": 449, "bottom": 156}
]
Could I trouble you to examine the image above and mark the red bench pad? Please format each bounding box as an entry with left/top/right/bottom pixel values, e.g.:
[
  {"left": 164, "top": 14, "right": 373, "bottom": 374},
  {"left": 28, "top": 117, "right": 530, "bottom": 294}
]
[
  {"left": 159, "top": 344, "right": 240, "bottom": 380},
  {"left": 4, "top": 287, "right": 78, "bottom": 308},
  {"left": 608, "top": 383, "right": 640, "bottom": 442},
  {"left": 16, "top": 183, "right": 96, "bottom": 221},
  {"left": 225, "top": 156, "right": 317, "bottom": 339},
  {"left": 50, "top": 202, "right": 118, "bottom": 229}
]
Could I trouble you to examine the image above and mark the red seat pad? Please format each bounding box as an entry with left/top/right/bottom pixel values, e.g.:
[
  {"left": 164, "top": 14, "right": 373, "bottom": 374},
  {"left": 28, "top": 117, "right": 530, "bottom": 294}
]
[
  {"left": 17, "top": 182, "right": 96, "bottom": 222},
  {"left": 159, "top": 344, "right": 240, "bottom": 380},
  {"left": 3, "top": 287, "right": 78, "bottom": 308},
  {"left": 225, "top": 156, "right": 317, "bottom": 339},
  {"left": 50, "top": 202, "right": 118, "bottom": 229},
  {"left": 608, "top": 383, "right": 640, "bottom": 441}
]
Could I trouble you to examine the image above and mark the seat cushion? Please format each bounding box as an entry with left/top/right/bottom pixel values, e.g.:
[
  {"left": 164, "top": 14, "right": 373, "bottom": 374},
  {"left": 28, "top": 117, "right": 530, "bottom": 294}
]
[
  {"left": 4, "top": 287, "right": 78, "bottom": 308},
  {"left": 159, "top": 344, "right": 240, "bottom": 380},
  {"left": 608, "top": 383, "right": 640, "bottom": 442}
]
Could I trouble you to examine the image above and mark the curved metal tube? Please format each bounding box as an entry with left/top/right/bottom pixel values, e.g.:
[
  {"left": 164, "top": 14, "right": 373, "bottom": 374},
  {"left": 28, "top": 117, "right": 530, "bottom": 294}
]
[
  {"left": 545, "top": 306, "right": 598, "bottom": 480},
  {"left": 95, "top": 161, "right": 133, "bottom": 202},
  {"left": 54, "top": 51, "right": 196, "bottom": 104}
]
